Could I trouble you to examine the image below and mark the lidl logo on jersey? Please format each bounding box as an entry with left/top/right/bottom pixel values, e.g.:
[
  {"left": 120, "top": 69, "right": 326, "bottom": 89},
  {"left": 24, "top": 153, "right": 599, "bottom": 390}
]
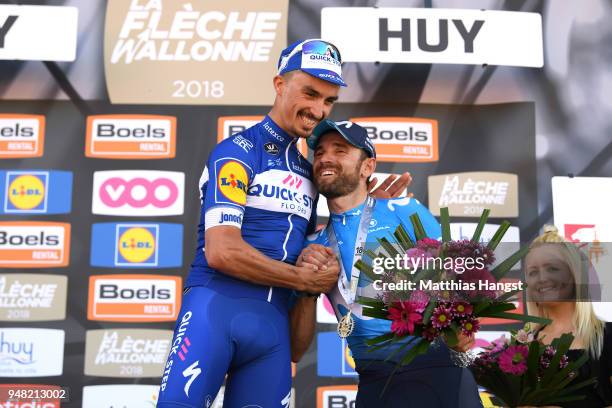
[
  {"left": 0, "top": 328, "right": 64, "bottom": 377},
  {"left": 0, "top": 114, "right": 45, "bottom": 158},
  {"left": 82, "top": 384, "right": 159, "bottom": 408},
  {"left": 248, "top": 169, "right": 316, "bottom": 220},
  {"left": 92, "top": 170, "right": 184, "bottom": 216},
  {"left": 0, "top": 222, "right": 71, "bottom": 268},
  {"left": 88, "top": 274, "right": 181, "bottom": 322},
  {"left": 317, "top": 332, "right": 357, "bottom": 377},
  {"left": 90, "top": 222, "right": 183, "bottom": 268},
  {"left": 84, "top": 329, "right": 172, "bottom": 377},
  {"left": 350, "top": 117, "right": 439, "bottom": 162},
  {"left": 0, "top": 274, "right": 67, "bottom": 321},
  {"left": 86, "top": 114, "right": 177, "bottom": 159},
  {"left": 215, "top": 159, "right": 250, "bottom": 206},
  {"left": 428, "top": 172, "right": 519, "bottom": 218},
  {"left": 217, "top": 116, "right": 309, "bottom": 156},
  {"left": 317, "top": 385, "right": 357, "bottom": 408},
  {"left": 0, "top": 384, "right": 63, "bottom": 407},
  {"left": 0, "top": 170, "right": 72, "bottom": 214}
]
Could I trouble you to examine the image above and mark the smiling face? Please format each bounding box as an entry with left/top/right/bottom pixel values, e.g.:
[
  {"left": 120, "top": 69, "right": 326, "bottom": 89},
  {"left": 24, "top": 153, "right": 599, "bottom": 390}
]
[
  {"left": 272, "top": 71, "right": 339, "bottom": 138},
  {"left": 313, "top": 132, "right": 374, "bottom": 199},
  {"left": 525, "top": 244, "right": 576, "bottom": 304}
]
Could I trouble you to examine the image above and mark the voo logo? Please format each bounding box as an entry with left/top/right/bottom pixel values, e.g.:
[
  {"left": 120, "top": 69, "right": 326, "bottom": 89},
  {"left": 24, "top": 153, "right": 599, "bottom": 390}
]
[{"left": 92, "top": 171, "right": 185, "bottom": 216}]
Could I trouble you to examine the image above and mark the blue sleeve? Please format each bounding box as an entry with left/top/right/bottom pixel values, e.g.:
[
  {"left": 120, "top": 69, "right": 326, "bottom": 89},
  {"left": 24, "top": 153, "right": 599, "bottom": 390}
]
[{"left": 202, "top": 135, "right": 256, "bottom": 231}]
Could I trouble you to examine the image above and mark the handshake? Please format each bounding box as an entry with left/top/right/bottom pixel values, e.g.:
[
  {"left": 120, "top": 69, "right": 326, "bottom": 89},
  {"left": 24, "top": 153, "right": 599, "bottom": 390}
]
[{"left": 295, "top": 244, "right": 341, "bottom": 295}]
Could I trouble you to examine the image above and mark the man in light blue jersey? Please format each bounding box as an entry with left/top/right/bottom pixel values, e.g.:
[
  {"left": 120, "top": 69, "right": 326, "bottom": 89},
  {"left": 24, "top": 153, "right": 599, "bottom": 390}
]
[
  {"left": 157, "top": 39, "right": 411, "bottom": 408},
  {"left": 294, "top": 120, "right": 482, "bottom": 407}
]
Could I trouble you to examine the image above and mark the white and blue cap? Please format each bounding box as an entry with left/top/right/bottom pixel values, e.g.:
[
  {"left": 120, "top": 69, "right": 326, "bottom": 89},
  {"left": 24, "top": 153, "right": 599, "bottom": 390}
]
[
  {"left": 277, "top": 39, "right": 347, "bottom": 87},
  {"left": 308, "top": 120, "right": 376, "bottom": 158}
]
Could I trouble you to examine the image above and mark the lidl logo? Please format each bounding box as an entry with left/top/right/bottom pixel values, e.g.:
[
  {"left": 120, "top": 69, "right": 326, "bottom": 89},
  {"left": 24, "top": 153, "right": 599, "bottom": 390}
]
[
  {"left": 217, "top": 116, "right": 308, "bottom": 156},
  {"left": 90, "top": 223, "right": 182, "bottom": 268},
  {"left": 0, "top": 170, "right": 72, "bottom": 214},
  {"left": 351, "top": 117, "right": 439, "bottom": 163},
  {"left": 88, "top": 274, "right": 181, "bottom": 322},
  {"left": 317, "top": 332, "right": 357, "bottom": 377},
  {"left": 0, "top": 222, "right": 70, "bottom": 268},
  {"left": 0, "top": 114, "right": 45, "bottom": 158},
  {"left": 217, "top": 160, "right": 248, "bottom": 205},
  {"left": 86, "top": 114, "right": 176, "bottom": 159}
]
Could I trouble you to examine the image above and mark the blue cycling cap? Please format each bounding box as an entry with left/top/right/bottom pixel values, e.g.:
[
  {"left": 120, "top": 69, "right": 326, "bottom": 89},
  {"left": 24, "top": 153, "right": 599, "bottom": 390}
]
[
  {"left": 308, "top": 119, "right": 376, "bottom": 158},
  {"left": 277, "top": 39, "right": 347, "bottom": 87}
]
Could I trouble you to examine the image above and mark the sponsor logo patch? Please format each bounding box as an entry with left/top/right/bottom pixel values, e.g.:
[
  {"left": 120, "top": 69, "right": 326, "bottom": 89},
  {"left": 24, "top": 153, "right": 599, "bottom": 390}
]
[
  {"left": 0, "top": 114, "right": 45, "bottom": 158},
  {"left": 215, "top": 160, "right": 249, "bottom": 206},
  {"left": 0, "top": 170, "right": 72, "bottom": 215},
  {"left": 0, "top": 222, "right": 70, "bottom": 267},
  {"left": 316, "top": 385, "right": 357, "bottom": 408},
  {"left": 0, "top": 328, "right": 64, "bottom": 377},
  {"left": 0, "top": 274, "right": 67, "bottom": 321}
]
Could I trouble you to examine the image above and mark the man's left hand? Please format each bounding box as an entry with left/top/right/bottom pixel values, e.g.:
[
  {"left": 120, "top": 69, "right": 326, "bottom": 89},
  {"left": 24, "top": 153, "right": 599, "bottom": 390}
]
[{"left": 369, "top": 172, "right": 412, "bottom": 199}]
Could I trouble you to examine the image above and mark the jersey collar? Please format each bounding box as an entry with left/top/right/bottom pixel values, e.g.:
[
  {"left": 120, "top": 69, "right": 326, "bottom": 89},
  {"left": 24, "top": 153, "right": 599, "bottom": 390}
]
[
  {"left": 260, "top": 116, "right": 295, "bottom": 148},
  {"left": 330, "top": 200, "right": 367, "bottom": 223}
]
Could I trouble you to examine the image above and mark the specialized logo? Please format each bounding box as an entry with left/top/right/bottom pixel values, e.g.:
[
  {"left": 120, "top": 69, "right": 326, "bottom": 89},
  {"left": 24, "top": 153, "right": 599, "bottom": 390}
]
[
  {"left": 0, "top": 170, "right": 72, "bottom": 214},
  {"left": 0, "top": 384, "right": 63, "bottom": 407},
  {"left": 0, "top": 274, "right": 67, "bottom": 321},
  {"left": 86, "top": 114, "right": 176, "bottom": 159},
  {"left": 88, "top": 274, "right": 181, "bottom": 322},
  {"left": 264, "top": 142, "right": 279, "bottom": 155},
  {"left": 0, "top": 4, "right": 77, "bottom": 61},
  {"left": 92, "top": 170, "right": 184, "bottom": 216},
  {"left": 350, "top": 117, "right": 439, "bottom": 162},
  {"left": 84, "top": 329, "right": 172, "bottom": 377},
  {"left": 0, "top": 222, "right": 70, "bottom": 268},
  {"left": 215, "top": 160, "right": 249, "bottom": 206},
  {"left": 90, "top": 222, "right": 182, "bottom": 268},
  {"left": 317, "top": 385, "right": 357, "bottom": 408},
  {"left": 0, "top": 328, "right": 64, "bottom": 377},
  {"left": 321, "top": 8, "right": 543, "bottom": 67},
  {"left": 248, "top": 170, "right": 316, "bottom": 220},
  {"left": 82, "top": 384, "right": 159, "bottom": 408},
  {"left": 0, "top": 114, "right": 45, "bottom": 158},
  {"left": 428, "top": 172, "right": 519, "bottom": 218},
  {"left": 317, "top": 332, "right": 357, "bottom": 377},
  {"left": 182, "top": 361, "right": 201, "bottom": 398},
  {"left": 217, "top": 116, "right": 308, "bottom": 156},
  {"left": 104, "top": 0, "right": 288, "bottom": 105}
]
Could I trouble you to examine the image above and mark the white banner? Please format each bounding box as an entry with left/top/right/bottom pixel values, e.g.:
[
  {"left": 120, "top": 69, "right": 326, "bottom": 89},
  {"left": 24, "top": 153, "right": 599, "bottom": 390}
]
[
  {"left": 0, "top": 5, "right": 78, "bottom": 61},
  {"left": 321, "top": 7, "right": 543, "bottom": 67}
]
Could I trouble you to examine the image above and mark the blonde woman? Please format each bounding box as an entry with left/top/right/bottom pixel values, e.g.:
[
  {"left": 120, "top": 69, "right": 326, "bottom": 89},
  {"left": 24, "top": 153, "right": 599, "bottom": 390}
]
[{"left": 524, "top": 225, "right": 612, "bottom": 407}]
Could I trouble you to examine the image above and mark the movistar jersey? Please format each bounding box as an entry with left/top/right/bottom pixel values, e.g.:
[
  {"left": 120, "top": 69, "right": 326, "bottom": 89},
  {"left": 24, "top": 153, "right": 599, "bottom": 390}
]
[
  {"left": 306, "top": 197, "right": 447, "bottom": 362},
  {"left": 186, "top": 116, "right": 318, "bottom": 309}
]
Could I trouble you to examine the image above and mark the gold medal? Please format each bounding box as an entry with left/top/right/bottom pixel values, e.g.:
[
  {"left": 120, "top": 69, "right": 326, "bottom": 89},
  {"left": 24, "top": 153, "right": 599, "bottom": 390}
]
[{"left": 337, "top": 311, "right": 355, "bottom": 338}]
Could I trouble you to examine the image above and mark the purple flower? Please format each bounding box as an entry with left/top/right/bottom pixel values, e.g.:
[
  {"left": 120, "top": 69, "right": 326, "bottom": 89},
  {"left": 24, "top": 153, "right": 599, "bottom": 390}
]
[
  {"left": 431, "top": 305, "right": 453, "bottom": 329},
  {"left": 499, "top": 345, "right": 529, "bottom": 375},
  {"left": 410, "top": 290, "right": 430, "bottom": 313}
]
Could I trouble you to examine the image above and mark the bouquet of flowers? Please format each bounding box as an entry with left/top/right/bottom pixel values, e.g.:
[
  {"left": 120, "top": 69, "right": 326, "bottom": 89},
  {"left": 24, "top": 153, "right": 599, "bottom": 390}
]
[
  {"left": 471, "top": 326, "right": 596, "bottom": 407},
  {"left": 357, "top": 208, "right": 549, "bottom": 366}
]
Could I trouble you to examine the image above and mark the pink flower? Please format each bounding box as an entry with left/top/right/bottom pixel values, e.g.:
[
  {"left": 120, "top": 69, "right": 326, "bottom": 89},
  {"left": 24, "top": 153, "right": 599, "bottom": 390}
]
[
  {"left": 416, "top": 238, "right": 442, "bottom": 257},
  {"left": 460, "top": 268, "right": 498, "bottom": 300},
  {"left": 460, "top": 317, "right": 480, "bottom": 336},
  {"left": 514, "top": 329, "right": 535, "bottom": 344},
  {"left": 498, "top": 345, "right": 529, "bottom": 375},
  {"left": 410, "top": 290, "right": 430, "bottom": 313},
  {"left": 489, "top": 335, "right": 509, "bottom": 353},
  {"left": 388, "top": 301, "right": 423, "bottom": 336},
  {"left": 422, "top": 325, "right": 440, "bottom": 341},
  {"left": 431, "top": 305, "right": 453, "bottom": 329},
  {"left": 404, "top": 248, "right": 430, "bottom": 271},
  {"left": 451, "top": 301, "right": 473, "bottom": 317}
]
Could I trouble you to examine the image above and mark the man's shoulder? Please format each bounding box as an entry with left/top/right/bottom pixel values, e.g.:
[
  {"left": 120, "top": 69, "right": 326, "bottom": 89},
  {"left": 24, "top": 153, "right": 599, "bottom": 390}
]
[{"left": 375, "top": 197, "right": 425, "bottom": 212}]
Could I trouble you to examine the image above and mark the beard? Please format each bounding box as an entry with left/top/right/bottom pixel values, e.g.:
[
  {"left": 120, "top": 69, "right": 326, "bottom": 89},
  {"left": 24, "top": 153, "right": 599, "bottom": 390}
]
[{"left": 314, "top": 164, "right": 361, "bottom": 199}]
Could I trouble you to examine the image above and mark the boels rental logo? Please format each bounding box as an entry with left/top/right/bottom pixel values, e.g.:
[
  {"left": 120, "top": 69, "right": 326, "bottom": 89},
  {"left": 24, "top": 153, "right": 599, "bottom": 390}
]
[
  {"left": 0, "top": 114, "right": 45, "bottom": 158},
  {"left": 90, "top": 222, "right": 183, "bottom": 268},
  {"left": 0, "top": 170, "right": 72, "bottom": 214},
  {"left": 0, "top": 222, "right": 70, "bottom": 268}
]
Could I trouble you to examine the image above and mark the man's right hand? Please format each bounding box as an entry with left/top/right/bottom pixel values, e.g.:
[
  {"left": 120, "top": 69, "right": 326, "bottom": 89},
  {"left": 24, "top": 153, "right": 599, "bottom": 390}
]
[{"left": 296, "top": 244, "right": 340, "bottom": 294}]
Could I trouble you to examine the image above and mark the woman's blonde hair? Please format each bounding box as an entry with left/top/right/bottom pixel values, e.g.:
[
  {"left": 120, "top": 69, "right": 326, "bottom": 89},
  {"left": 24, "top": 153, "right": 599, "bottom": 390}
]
[{"left": 525, "top": 225, "right": 604, "bottom": 358}]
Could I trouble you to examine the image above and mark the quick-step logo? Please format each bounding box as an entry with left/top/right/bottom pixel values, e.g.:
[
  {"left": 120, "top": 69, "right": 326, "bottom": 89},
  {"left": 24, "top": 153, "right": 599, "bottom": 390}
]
[
  {"left": 86, "top": 114, "right": 176, "bottom": 159},
  {"left": 0, "top": 114, "right": 45, "bottom": 158},
  {"left": 88, "top": 274, "right": 181, "bottom": 322},
  {"left": 0, "top": 222, "right": 70, "bottom": 267}
]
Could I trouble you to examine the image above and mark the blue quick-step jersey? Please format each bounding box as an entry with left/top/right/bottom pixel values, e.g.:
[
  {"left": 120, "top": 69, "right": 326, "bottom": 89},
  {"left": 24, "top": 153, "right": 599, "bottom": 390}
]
[
  {"left": 306, "top": 197, "right": 454, "bottom": 364},
  {"left": 186, "top": 115, "right": 318, "bottom": 309}
]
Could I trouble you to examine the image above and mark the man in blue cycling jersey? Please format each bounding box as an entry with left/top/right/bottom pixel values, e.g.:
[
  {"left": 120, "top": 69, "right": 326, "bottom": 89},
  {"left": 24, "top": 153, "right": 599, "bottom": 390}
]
[
  {"left": 294, "top": 120, "right": 483, "bottom": 407},
  {"left": 157, "top": 39, "right": 411, "bottom": 408}
]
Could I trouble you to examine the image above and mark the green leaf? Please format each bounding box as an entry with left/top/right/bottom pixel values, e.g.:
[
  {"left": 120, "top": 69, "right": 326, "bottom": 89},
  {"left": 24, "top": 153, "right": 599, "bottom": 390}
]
[
  {"left": 376, "top": 237, "right": 401, "bottom": 259},
  {"left": 471, "top": 209, "right": 490, "bottom": 243},
  {"left": 394, "top": 223, "right": 415, "bottom": 249},
  {"left": 487, "top": 221, "right": 511, "bottom": 251},
  {"left": 481, "top": 311, "right": 551, "bottom": 326},
  {"left": 409, "top": 213, "right": 426, "bottom": 241},
  {"left": 440, "top": 207, "right": 451, "bottom": 242},
  {"left": 421, "top": 300, "right": 436, "bottom": 324},
  {"left": 491, "top": 245, "right": 529, "bottom": 280},
  {"left": 526, "top": 340, "right": 539, "bottom": 387},
  {"left": 357, "top": 296, "right": 385, "bottom": 307},
  {"left": 492, "top": 288, "right": 522, "bottom": 304},
  {"left": 365, "top": 332, "right": 395, "bottom": 346},
  {"left": 354, "top": 259, "right": 378, "bottom": 281}
]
